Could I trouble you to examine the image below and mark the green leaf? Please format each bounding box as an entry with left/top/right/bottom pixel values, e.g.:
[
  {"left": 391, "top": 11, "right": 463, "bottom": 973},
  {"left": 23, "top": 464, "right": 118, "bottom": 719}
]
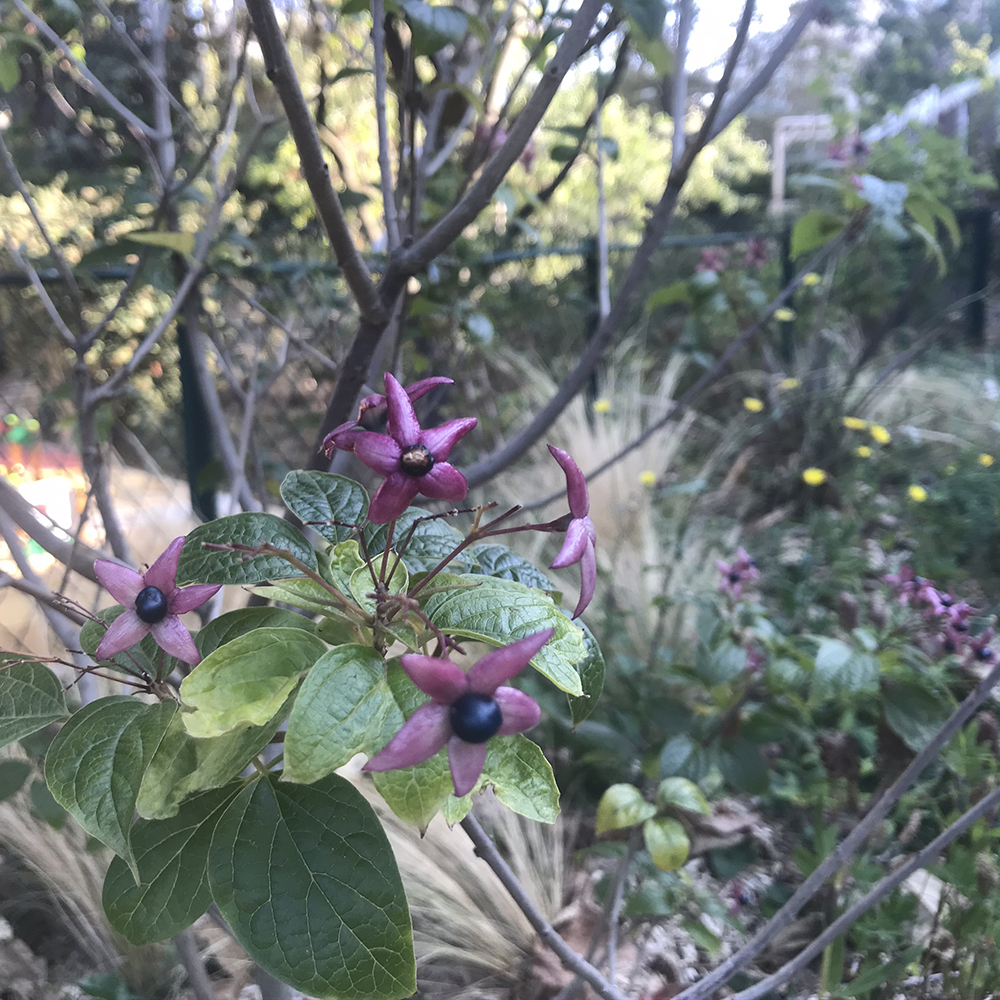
[
  {"left": 619, "top": 0, "right": 667, "bottom": 39},
  {"left": 0, "top": 760, "right": 30, "bottom": 802},
  {"left": 103, "top": 784, "right": 241, "bottom": 944},
  {"left": 812, "top": 638, "right": 879, "bottom": 696},
  {"left": 469, "top": 544, "right": 556, "bottom": 590},
  {"left": 195, "top": 607, "right": 319, "bottom": 659},
  {"left": 629, "top": 22, "right": 673, "bottom": 74},
  {"left": 365, "top": 508, "right": 471, "bottom": 574},
  {"left": 478, "top": 734, "right": 559, "bottom": 823},
  {"left": 790, "top": 209, "right": 845, "bottom": 259},
  {"left": 719, "top": 739, "right": 769, "bottom": 795},
  {"left": 656, "top": 777, "right": 710, "bottom": 815},
  {"left": 647, "top": 281, "right": 690, "bottom": 310},
  {"left": 45, "top": 698, "right": 175, "bottom": 873},
  {"left": 0, "top": 50, "right": 21, "bottom": 92},
  {"left": 330, "top": 66, "right": 371, "bottom": 85},
  {"left": 0, "top": 660, "right": 68, "bottom": 748},
  {"left": 284, "top": 645, "right": 400, "bottom": 785},
  {"left": 325, "top": 538, "right": 367, "bottom": 593},
  {"left": 550, "top": 143, "right": 578, "bottom": 162},
  {"left": 349, "top": 559, "right": 409, "bottom": 617},
  {"left": 279, "top": 471, "right": 368, "bottom": 544},
  {"left": 136, "top": 704, "right": 287, "bottom": 820},
  {"left": 180, "top": 628, "right": 326, "bottom": 738},
  {"left": 568, "top": 620, "right": 605, "bottom": 725},
  {"left": 643, "top": 816, "right": 690, "bottom": 871},
  {"left": 124, "top": 231, "right": 196, "bottom": 256},
  {"left": 420, "top": 574, "right": 585, "bottom": 695},
  {"left": 884, "top": 683, "right": 951, "bottom": 753},
  {"left": 682, "top": 917, "right": 722, "bottom": 955},
  {"left": 658, "top": 734, "right": 709, "bottom": 782},
  {"left": 178, "top": 513, "right": 317, "bottom": 585},
  {"left": 596, "top": 783, "right": 656, "bottom": 835},
  {"left": 209, "top": 774, "right": 415, "bottom": 999},
  {"left": 30, "top": 779, "right": 67, "bottom": 828},
  {"left": 397, "top": 0, "right": 468, "bottom": 54},
  {"left": 698, "top": 640, "right": 747, "bottom": 686}
]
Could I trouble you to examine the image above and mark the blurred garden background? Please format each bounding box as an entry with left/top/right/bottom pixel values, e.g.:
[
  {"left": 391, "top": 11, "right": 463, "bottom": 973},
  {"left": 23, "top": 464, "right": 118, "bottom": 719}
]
[{"left": 3, "top": 0, "right": 1000, "bottom": 997}]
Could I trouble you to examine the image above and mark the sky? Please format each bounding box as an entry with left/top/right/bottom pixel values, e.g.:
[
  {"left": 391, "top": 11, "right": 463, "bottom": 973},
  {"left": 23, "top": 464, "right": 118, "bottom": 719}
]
[{"left": 687, "top": 0, "right": 795, "bottom": 70}]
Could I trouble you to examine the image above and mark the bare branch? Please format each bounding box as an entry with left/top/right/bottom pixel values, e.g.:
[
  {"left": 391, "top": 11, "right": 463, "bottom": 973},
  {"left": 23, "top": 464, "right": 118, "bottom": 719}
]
[
  {"left": 673, "top": 655, "right": 1000, "bottom": 1000},
  {"left": 461, "top": 811, "right": 628, "bottom": 1000},
  {"left": 672, "top": 0, "right": 694, "bottom": 168},
  {"left": 2, "top": 234, "right": 76, "bottom": 347},
  {"left": 734, "top": 781, "right": 1000, "bottom": 1000},
  {"left": 0, "top": 571, "right": 87, "bottom": 626},
  {"left": 0, "top": 479, "right": 107, "bottom": 584},
  {"left": 11, "top": 0, "right": 164, "bottom": 139},
  {"left": 92, "top": 0, "right": 200, "bottom": 135},
  {"left": 709, "top": 0, "right": 825, "bottom": 140},
  {"left": 244, "top": 0, "right": 380, "bottom": 320},
  {"left": 371, "top": 0, "right": 400, "bottom": 250},
  {"left": 522, "top": 228, "right": 853, "bottom": 511},
  {"left": 0, "top": 128, "right": 83, "bottom": 325},
  {"left": 462, "top": 2, "right": 756, "bottom": 490},
  {"left": 392, "top": 0, "right": 605, "bottom": 277}
]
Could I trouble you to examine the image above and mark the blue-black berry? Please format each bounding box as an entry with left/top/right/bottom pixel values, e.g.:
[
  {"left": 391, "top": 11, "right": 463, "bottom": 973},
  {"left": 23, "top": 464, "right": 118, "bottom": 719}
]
[
  {"left": 135, "top": 585, "right": 168, "bottom": 624},
  {"left": 450, "top": 692, "right": 502, "bottom": 743},
  {"left": 728, "top": 571, "right": 741, "bottom": 584},
  {"left": 977, "top": 646, "right": 995, "bottom": 662}
]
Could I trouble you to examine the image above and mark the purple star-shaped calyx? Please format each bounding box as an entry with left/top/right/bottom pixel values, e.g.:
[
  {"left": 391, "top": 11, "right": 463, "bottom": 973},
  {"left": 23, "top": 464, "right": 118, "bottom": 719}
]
[
  {"left": 94, "top": 537, "right": 220, "bottom": 666},
  {"left": 364, "top": 629, "right": 552, "bottom": 797},
  {"left": 323, "top": 376, "right": 455, "bottom": 457},
  {"left": 342, "top": 372, "right": 476, "bottom": 523}
]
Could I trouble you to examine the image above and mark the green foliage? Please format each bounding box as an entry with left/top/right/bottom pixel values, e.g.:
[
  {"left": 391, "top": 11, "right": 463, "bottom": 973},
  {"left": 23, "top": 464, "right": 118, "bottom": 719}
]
[
  {"left": 279, "top": 470, "right": 369, "bottom": 544},
  {"left": 178, "top": 514, "right": 318, "bottom": 585},
  {"left": 104, "top": 785, "right": 242, "bottom": 945},
  {"left": 420, "top": 573, "right": 586, "bottom": 695},
  {"left": 0, "top": 661, "right": 68, "bottom": 748},
  {"left": 46, "top": 698, "right": 177, "bottom": 875},
  {"left": 180, "top": 628, "right": 326, "bottom": 737},
  {"left": 208, "top": 774, "right": 415, "bottom": 999}
]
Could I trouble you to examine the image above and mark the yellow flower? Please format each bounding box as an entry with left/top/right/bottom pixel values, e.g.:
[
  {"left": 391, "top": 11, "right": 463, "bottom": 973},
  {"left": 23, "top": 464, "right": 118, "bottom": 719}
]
[
  {"left": 908, "top": 484, "right": 928, "bottom": 503},
  {"left": 802, "top": 272, "right": 821, "bottom": 287},
  {"left": 779, "top": 377, "right": 800, "bottom": 390},
  {"left": 593, "top": 398, "right": 612, "bottom": 414},
  {"left": 774, "top": 307, "right": 796, "bottom": 322},
  {"left": 870, "top": 424, "right": 891, "bottom": 444},
  {"left": 25, "top": 418, "right": 40, "bottom": 432},
  {"left": 843, "top": 416, "right": 868, "bottom": 431},
  {"left": 855, "top": 445, "right": 872, "bottom": 458},
  {"left": 979, "top": 453, "right": 994, "bottom": 467},
  {"left": 743, "top": 397, "right": 764, "bottom": 413},
  {"left": 802, "top": 467, "right": 827, "bottom": 486},
  {"left": 639, "top": 470, "right": 657, "bottom": 487}
]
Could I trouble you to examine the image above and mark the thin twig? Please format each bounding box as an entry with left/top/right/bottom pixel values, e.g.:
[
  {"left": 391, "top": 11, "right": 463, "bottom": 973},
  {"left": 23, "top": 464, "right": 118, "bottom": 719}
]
[
  {"left": 461, "top": 811, "right": 628, "bottom": 1000},
  {"left": 521, "top": 226, "right": 854, "bottom": 510},
  {"left": 371, "top": 0, "right": 400, "bottom": 250},
  {"left": 461, "top": 0, "right": 757, "bottom": 490},
  {"left": 11, "top": 0, "right": 163, "bottom": 139},
  {"left": 2, "top": 235, "right": 76, "bottom": 346},
  {"left": 244, "top": 0, "right": 380, "bottom": 320},
  {"left": 390, "top": 0, "right": 605, "bottom": 278},
  {"left": 674, "top": 656, "right": 1000, "bottom": 1000},
  {"left": 734, "top": 781, "right": 1000, "bottom": 1000},
  {"left": 0, "top": 129, "right": 82, "bottom": 324},
  {"left": 709, "top": 0, "right": 825, "bottom": 140}
]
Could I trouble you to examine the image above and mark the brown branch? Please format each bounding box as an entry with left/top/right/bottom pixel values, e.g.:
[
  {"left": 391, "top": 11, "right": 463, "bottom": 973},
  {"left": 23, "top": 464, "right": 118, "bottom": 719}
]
[
  {"left": 674, "top": 655, "right": 1000, "bottom": 1000},
  {"left": 461, "top": 811, "right": 628, "bottom": 1000},
  {"left": 708, "top": 0, "right": 825, "bottom": 140},
  {"left": 390, "top": 0, "right": 605, "bottom": 278},
  {"left": 371, "top": 0, "right": 400, "bottom": 250},
  {"left": 0, "top": 477, "right": 106, "bottom": 585},
  {"left": 734, "top": 781, "right": 1000, "bottom": 1000},
  {"left": 244, "top": 0, "right": 381, "bottom": 320},
  {"left": 462, "top": 1, "right": 757, "bottom": 490}
]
